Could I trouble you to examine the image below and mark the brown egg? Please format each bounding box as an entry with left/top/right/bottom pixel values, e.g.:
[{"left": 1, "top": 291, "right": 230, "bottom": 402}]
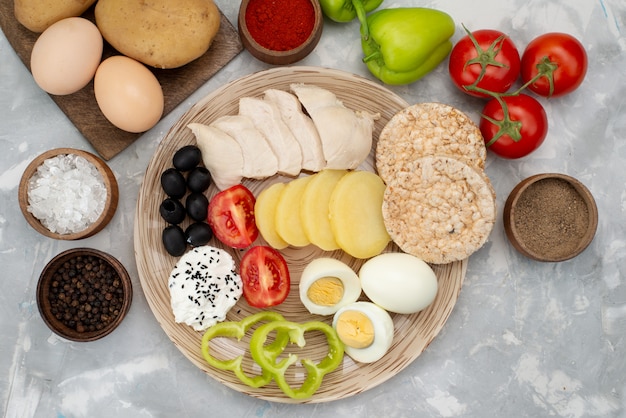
[
  {"left": 30, "top": 17, "right": 103, "bottom": 95},
  {"left": 94, "top": 55, "right": 164, "bottom": 133}
]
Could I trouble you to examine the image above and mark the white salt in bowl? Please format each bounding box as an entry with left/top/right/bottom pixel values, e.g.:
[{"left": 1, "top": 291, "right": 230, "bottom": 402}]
[{"left": 18, "top": 148, "right": 119, "bottom": 240}]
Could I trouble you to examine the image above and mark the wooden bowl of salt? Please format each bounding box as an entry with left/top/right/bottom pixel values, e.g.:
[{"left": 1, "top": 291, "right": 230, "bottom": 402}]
[
  {"left": 503, "top": 173, "right": 598, "bottom": 262},
  {"left": 18, "top": 148, "right": 119, "bottom": 240}
]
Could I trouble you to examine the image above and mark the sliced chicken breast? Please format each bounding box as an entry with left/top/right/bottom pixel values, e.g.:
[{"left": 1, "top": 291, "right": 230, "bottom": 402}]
[
  {"left": 210, "top": 114, "right": 279, "bottom": 179},
  {"left": 239, "top": 96, "right": 303, "bottom": 176},
  {"left": 290, "top": 83, "right": 378, "bottom": 170},
  {"left": 263, "top": 89, "right": 325, "bottom": 172},
  {"left": 188, "top": 123, "right": 244, "bottom": 191}
]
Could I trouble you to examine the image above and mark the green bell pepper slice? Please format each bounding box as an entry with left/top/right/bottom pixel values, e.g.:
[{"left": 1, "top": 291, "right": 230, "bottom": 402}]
[
  {"left": 200, "top": 311, "right": 289, "bottom": 388},
  {"left": 320, "top": 0, "right": 384, "bottom": 23},
  {"left": 249, "top": 320, "right": 345, "bottom": 400},
  {"left": 360, "top": 8, "right": 455, "bottom": 85}
]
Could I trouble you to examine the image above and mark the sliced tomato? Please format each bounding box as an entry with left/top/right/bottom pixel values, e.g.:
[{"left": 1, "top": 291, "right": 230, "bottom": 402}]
[
  {"left": 207, "top": 184, "right": 258, "bottom": 249},
  {"left": 240, "top": 246, "right": 291, "bottom": 308}
]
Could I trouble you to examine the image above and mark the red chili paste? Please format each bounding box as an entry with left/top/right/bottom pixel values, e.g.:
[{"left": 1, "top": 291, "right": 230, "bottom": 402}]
[{"left": 245, "top": 0, "right": 315, "bottom": 51}]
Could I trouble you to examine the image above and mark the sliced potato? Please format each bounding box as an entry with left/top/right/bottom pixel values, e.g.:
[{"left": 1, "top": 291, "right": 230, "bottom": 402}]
[
  {"left": 300, "top": 169, "right": 348, "bottom": 251},
  {"left": 275, "top": 176, "right": 312, "bottom": 247},
  {"left": 329, "top": 171, "right": 390, "bottom": 259},
  {"left": 254, "top": 182, "right": 288, "bottom": 250}
]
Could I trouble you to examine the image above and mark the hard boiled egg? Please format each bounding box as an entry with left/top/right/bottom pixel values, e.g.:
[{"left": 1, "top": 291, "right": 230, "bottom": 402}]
[
  {"left": 332, "top": 301, "right": 394, "bottom": 363},
  {"left": 359, "top": 252, "right": 438, "bottom": 314},
  {"left": 30, "top": 17, "right": 103, "bottom": 95},
  {"left": 94, "top": 55, "right": 164, "bottom": 133},
  {"left": 299, "top": 258, "right": 361, "bottom": 315}
]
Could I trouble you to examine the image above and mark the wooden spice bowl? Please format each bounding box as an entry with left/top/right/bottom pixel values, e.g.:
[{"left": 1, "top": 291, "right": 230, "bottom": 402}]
[
  {"left": 238, "top": 0, "right": 323, "bottom": 65},
  {"left": 37, "top": 248, "right": 133, "bottom": 342},
  {"left": 503, "top": 173, "right": 598, "bottom": 262},
  {"left": 18, "top": 148, "right": 119, "bottom": 240}
]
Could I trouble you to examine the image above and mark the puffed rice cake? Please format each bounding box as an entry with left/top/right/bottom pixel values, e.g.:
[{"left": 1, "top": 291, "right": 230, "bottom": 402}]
[
  {"left": 376, "top": 102, "right": 486, "bottom": 184},
  {"left": 382, "top": 155, "right": 496, "bottom": 264}
]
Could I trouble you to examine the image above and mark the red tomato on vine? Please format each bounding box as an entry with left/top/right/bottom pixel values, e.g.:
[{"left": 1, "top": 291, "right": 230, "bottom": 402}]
[
  {"left": 449, "top": 28, "right": 521, "bottom": 98},
  {"left": 480, "top": 94, "right": 548, "bottom": 159},
  {"left": 521, "top": 32, "right": 587, "bottom": 97}
]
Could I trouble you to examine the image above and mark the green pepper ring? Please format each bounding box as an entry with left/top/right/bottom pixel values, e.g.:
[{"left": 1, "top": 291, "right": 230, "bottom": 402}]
[
  {"left": 200, "top": 311, "right": 290, "bottom": 388},
  {"left": 249, "top": 320, "right": 345, "bottom": 400}
]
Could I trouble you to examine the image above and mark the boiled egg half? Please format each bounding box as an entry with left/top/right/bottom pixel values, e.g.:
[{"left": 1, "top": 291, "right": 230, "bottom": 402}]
[
  {"left": 299, "top": 258, "right": 361, "bottom": 315},
  {"left": 332, "top": 301, "right": 394, "bottom": 363}
]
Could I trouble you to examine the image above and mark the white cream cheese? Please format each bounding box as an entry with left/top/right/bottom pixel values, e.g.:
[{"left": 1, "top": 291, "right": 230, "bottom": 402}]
[{"left": 168, "top": 246, "right": 243, "bottom": 331}]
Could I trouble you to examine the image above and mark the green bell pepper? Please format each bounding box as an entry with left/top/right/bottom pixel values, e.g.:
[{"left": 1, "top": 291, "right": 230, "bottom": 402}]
[
  {"left": 360, "top": 8, "right": 455, "bottom": 85},
  {"left": 200, "top": 311, "right": 289, "bottom": 388},
  {"left": 249, "top": 320, "right": 344, "bottom": 400},
  {"left": 319, "top": 0, "right": 384, "bottom": 23}
]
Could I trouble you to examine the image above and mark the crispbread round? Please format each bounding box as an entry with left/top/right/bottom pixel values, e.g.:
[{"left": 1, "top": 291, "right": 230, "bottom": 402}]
[
  {"left": 382, "top": 155, "right": 496, "bottom": 264},
  {"left": 376, "top": 103, "right": 485, "bottom": 183}
]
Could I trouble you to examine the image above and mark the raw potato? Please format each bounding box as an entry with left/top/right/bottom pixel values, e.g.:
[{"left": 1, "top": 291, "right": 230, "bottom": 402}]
[
  {"left": 275, "top": 176, "right": 312, "bottom": 248},
  {"left": 14, "top": 0, "right": 97, "bottom": 33},
  {"left": 255, "top": 182, "right": 288, "bottom": 250},
  {"left": 300, "top": 169, "right": 348, "bottom": 251},
  {"left": 95, "top": 0, "right": 221, "bottom": 69},
  {"left": 329, "top": 171, "right": 390, "bottom": 259}
]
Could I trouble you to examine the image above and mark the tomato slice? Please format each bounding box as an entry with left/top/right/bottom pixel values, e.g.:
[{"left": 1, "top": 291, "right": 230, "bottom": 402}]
[
  {"left": 240, "top": 246, "right": 291, "bottom": 308},
  {"left": 207, "top": 184, "right": 259, "bottom": 249}
]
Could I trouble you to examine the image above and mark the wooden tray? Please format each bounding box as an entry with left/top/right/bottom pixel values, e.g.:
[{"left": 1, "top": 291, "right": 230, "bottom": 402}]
[
  {"left": 134, "top": 67, "right": 467, "bottom": 403},
  {"left": 0, "top": 0, "right": 243, "bottom": 160}
]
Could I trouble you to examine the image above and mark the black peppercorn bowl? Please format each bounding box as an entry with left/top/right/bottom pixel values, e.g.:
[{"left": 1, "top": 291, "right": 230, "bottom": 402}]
[{"left": 37, "top": 248, "right": 133, "bottom": 342}]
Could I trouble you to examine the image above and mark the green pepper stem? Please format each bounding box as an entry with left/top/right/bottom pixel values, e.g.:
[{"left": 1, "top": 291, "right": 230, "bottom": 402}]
[{"left": 352, "top": 0, "right": 370, "bottom": 40}]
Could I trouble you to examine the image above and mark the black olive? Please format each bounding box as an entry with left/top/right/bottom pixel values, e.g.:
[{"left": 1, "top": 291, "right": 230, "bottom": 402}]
[
  {"left": 173, "top": 145, "right": 202, "bottom": 172},
  {"left": 162, "top": 225, "right": 187, "bottom": 257},
  {"left": 160, "top": 168, "right": 186, "bottom": 199},
  {"left": 186, "top": 166, "right": 212, "bottom": 193},
  {"left": 159, "top": 198, "right": 186, "bottom": 224},
  {"left": 185, "top": 222, "right": 213, "bottom": 247},
  {"left": 186, "top": 192, "right": 209, "bottom": 222}
]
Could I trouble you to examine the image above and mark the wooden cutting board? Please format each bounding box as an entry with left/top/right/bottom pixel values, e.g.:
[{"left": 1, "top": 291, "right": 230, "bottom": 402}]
[{"left": 0, "top": 1, "right": 243, "bottom": 160}]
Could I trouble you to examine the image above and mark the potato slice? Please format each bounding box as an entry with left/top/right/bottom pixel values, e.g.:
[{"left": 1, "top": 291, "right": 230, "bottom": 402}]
[
  {"left": 275, "top": 176, "right": 312, "bottom": 247},
  {"left": 254, "top": 182, "right": 288, "bottom": 250},
  {"left": 329, "top": 171, "right": 390, "bottom": 259},
  {"left": 300, "top": 169, "right": 348, "bottom": 251}
]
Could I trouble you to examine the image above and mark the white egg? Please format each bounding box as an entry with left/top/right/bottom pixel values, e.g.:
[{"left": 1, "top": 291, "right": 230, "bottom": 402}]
[
  {"left": 299, "top": 258, "right": 361, "bottom": 315},
  {"left": 30, "top": 17, "right": 103, "bottom": 95},
  {"left": 332, "top": 301, "right": 394, "bottom": 363},
  {"left": 359, "top": 252, "right": 438, "bottom": 314}
]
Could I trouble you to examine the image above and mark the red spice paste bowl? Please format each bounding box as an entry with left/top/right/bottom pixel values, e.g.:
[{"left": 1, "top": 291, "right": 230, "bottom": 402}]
[
  {"left": 503, "top": 173, "right": 598, "bottom": 262},
  {"left": 238, "top": 0, "right": 323, "bottom": 65}
]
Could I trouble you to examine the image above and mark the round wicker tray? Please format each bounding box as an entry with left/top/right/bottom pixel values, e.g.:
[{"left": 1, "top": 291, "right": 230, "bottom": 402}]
[{"left": 134, "top": 66, "right": 467, "bottom": 403}]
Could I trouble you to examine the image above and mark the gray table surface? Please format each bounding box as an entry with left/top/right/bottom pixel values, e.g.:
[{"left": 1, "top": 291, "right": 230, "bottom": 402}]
[{"left": 1, "top": 0, "right": 625, "bottom": 417}]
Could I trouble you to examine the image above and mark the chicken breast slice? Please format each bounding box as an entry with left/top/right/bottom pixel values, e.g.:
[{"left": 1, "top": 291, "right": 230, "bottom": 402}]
[
  {"left": 239, "top": 96, "right": 302, "bottom": 176},
  {"left": 188, "top": 123, "right": 243, "bottom": 191},
  {"left": 263, "top": 89, "right": 325, "bottom": 172},
  {"left": 290, "top": 83, "right": 378, "bottom": 170},
  {"left": 210, "top": 115, "right": 279, "bottom": 179}
]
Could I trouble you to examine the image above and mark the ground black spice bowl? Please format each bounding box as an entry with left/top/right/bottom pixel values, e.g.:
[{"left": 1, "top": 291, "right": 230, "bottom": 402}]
[
  {"left": 503, "top": 173, "right": 598, "bottom": 262},
  {"left": 37, "top": 248, "right": 133, "bottom": 342},
  {"left": 238, "top": 0, "right": 323, "bottom": 65}
]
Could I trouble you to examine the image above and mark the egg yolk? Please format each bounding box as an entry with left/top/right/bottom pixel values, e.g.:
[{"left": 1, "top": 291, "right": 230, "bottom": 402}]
[
  {"left": 335, "top": 310, "right": 374, "bottom": 349},
  {"left": 306, "top": 276, "right": 344, "bottom": 306}
]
